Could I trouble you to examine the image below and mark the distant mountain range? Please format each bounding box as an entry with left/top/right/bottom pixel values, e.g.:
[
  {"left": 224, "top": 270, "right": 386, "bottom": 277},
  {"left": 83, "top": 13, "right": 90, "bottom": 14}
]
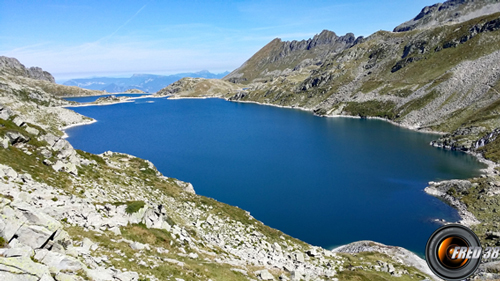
[{"left": 62, "top": 70, "right": 230, "bottom": 93}]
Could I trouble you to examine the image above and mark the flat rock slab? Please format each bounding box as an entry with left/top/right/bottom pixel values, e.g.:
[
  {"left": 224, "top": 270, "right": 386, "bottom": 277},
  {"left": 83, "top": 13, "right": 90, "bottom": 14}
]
[{"left": 0, "top": 256, "right": 52, "bottom": 279}]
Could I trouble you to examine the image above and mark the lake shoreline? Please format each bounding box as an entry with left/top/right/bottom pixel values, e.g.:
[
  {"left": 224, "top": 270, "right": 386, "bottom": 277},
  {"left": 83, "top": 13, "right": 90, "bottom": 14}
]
[
  {"left": 62, "top": 94, "right": 494, "bottom": 241},
  {"left": 63, "top": 93, "right": 496, "bottom": 183}
]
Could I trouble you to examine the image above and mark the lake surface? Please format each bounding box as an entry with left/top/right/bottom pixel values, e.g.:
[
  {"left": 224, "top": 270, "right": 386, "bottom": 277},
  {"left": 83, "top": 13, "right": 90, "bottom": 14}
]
[{"left": 65, "top": 97, "right": 485, "bottom": 256}]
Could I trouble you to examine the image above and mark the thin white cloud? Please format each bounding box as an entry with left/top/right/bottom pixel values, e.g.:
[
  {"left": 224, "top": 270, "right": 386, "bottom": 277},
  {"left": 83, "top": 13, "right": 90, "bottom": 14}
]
[{"left": 98, "top": 4, "right": 148, "bottom": 42}]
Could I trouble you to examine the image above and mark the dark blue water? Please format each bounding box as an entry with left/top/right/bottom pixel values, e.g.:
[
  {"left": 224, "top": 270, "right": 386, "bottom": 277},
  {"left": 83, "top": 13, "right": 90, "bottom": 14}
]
[
  {"left": 65, "top": 97, "right": 485, "bottom": 256},
  {"left": 64, "top": 93, "right": 150, "bottom": 103}
]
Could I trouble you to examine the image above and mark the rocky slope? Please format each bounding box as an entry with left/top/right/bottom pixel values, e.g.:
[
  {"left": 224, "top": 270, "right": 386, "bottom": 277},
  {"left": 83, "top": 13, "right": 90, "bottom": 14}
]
[
  {"left": 394, "top": 0, "right": 500, "bottom": 32},
  {"left": 157, "top": 9, "right": 500, "bottom": 157},
  {"left": 0, "top": 56, "right": 105, "bottom": 99},
  {"left": 0, "top": 56, "right": 55, "bottom": 83},
  {"left": 0, "top": 61, "right": 438, "bottom": 280},
  {"left": 223, "top": 30, "right": 363, "bottom": 84}
]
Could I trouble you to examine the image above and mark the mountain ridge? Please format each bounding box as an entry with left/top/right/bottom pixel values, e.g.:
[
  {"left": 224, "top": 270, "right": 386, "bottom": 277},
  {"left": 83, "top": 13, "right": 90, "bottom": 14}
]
[
  {"left": 394, "top": 0, "right": 500, "bottom": 32},
  {"left": 0, "top": 56, "right": 55, "bottom": 83},
  {"left": 63, "top": 71, "right": 230, "bottom": 93},
  {"left": 223, "top": 30, "right": 362, "bottom": 84}
]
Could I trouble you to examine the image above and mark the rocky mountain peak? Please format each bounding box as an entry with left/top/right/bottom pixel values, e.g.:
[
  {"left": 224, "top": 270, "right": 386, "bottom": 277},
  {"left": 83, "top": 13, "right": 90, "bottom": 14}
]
[
  {"left": 223, "top": 30, "right": 361, "bottom": 84},
  {"left": 394, "top": 0, "right": 500, "bottom": 32},
  {"left": 0, "top": 56, "right": 55, "bottom": 83}
]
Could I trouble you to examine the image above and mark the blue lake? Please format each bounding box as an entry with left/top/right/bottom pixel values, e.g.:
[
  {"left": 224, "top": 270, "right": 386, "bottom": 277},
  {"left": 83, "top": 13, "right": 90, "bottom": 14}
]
[{"left": 65, "top": 97, "right": 485, "bottom": 256}]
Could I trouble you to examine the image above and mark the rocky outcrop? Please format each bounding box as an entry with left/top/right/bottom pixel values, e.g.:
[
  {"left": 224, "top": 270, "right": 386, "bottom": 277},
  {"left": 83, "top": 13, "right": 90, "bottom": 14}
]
[
  {"left": 424, "top": 180, "right": 480, "bottom": 226},
  {"left": 223, "top": 30, "right": 363, "bottom": 84},
  {"left": 474, "top": 128, "right": 500, "bottom": 149},
  {"left": 91, "top": 95, "right": 131, "bottom": 105},
  {"left": 394, "top": 0, "right": 500, "bottom": 32},
  {"left": 0, "top": 56, "right": 55, "bottom": 83},
  {"left": 0, "top": 104, "right": 88, "bottom": 175},
  {"left": 0, "top": 182, "right": 141, "bottom": 281},
  {"left": 155, "top": 77, "right": 239, "bottom": 98},
  {"left": 332, "top": 241, "right": 439, "bottom": 280}
]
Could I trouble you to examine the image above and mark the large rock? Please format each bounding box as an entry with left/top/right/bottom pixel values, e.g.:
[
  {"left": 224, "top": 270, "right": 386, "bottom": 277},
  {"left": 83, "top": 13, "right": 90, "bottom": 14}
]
[
  {"left": 53, "top": 139, "right": 75, "bottom": 159},
  {"left": 2, "top": 166, "right": 18, "bottom": 179},
  {"left": 114, "top": 271, "right": 139, "bottom": 281},
  {"left": 15, "top": 224, "right": 56, "bottom": 249},
  {"left": 25, "top": 126, "right": 40, "bottom": 136},
  {"left": 12, "top": 201, "right": 62, "bottom": 231},
  {"left": 52, "top": 161, "right": 77, "bottom": 175},
  {"left": 86, "top": 268, "right": 115, "bottom": 281},
  {"left": 3, "top": 244, "right": 34, "bottom": 258},
  {"left": 143, "top": 208, "right": 165, "bottom": 229},
  {"left": 52, "top": 160, "right": 65, "bottom": 172},
  {"left": 0, "top": 256, "right": 52, "bottom": 279},
  {"left": 128, "top": 206, "right": 148, "bottom": 224},
  {"left": 39, "top": 251, "right": 83, "bottom": 273},
  {"left": 0, "top": 107, "right": 13, "bottom": 120},
  {"left": 1, "top": 135, "right": 9, "bottom": 148},
  {"left": 41, "top": 133, "right": 59, "bottom": 147},
  {"left": 6, "top": 131, "right": 30, "bottom": 144},
  {"left": 1, "top": 206, "right": 24, "bottom": 240},
  {"left": 12, "top": 116, "right": 25, "bottom": 127}
]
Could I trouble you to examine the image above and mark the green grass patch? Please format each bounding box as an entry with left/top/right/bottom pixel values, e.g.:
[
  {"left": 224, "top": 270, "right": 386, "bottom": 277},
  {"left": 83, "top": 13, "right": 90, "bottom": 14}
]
[
  {"left": 344, "top": 100, "right": 397, "bottom": 119},
  {"left": 76, "top": 149, "right": 106, "bottom": 165},
  {"left": 478, "top": 137, "right": 500, "bottom": 163},
  {"left": 125, "top": 201, "right": 146, "bottom": 214},
  {"left": 359, "top": 80, "right": 384, "bottom": 93},
  {"left": 110, "top": 201, "right": 146, "bottom": 214}
]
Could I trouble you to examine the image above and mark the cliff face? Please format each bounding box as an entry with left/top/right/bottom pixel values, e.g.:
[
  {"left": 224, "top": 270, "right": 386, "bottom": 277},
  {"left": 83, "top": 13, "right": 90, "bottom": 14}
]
[
  {"left": 0, "top": 56, "right": 55, "bottom": 83},
  {"left": 394, "top": 0, "right": 500, "bottom": 32}
]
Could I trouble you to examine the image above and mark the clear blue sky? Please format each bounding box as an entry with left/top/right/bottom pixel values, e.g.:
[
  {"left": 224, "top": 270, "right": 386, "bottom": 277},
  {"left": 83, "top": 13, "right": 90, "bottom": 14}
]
[{"left": 0, "top": 0, "right": 438, "bottom": 81}]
